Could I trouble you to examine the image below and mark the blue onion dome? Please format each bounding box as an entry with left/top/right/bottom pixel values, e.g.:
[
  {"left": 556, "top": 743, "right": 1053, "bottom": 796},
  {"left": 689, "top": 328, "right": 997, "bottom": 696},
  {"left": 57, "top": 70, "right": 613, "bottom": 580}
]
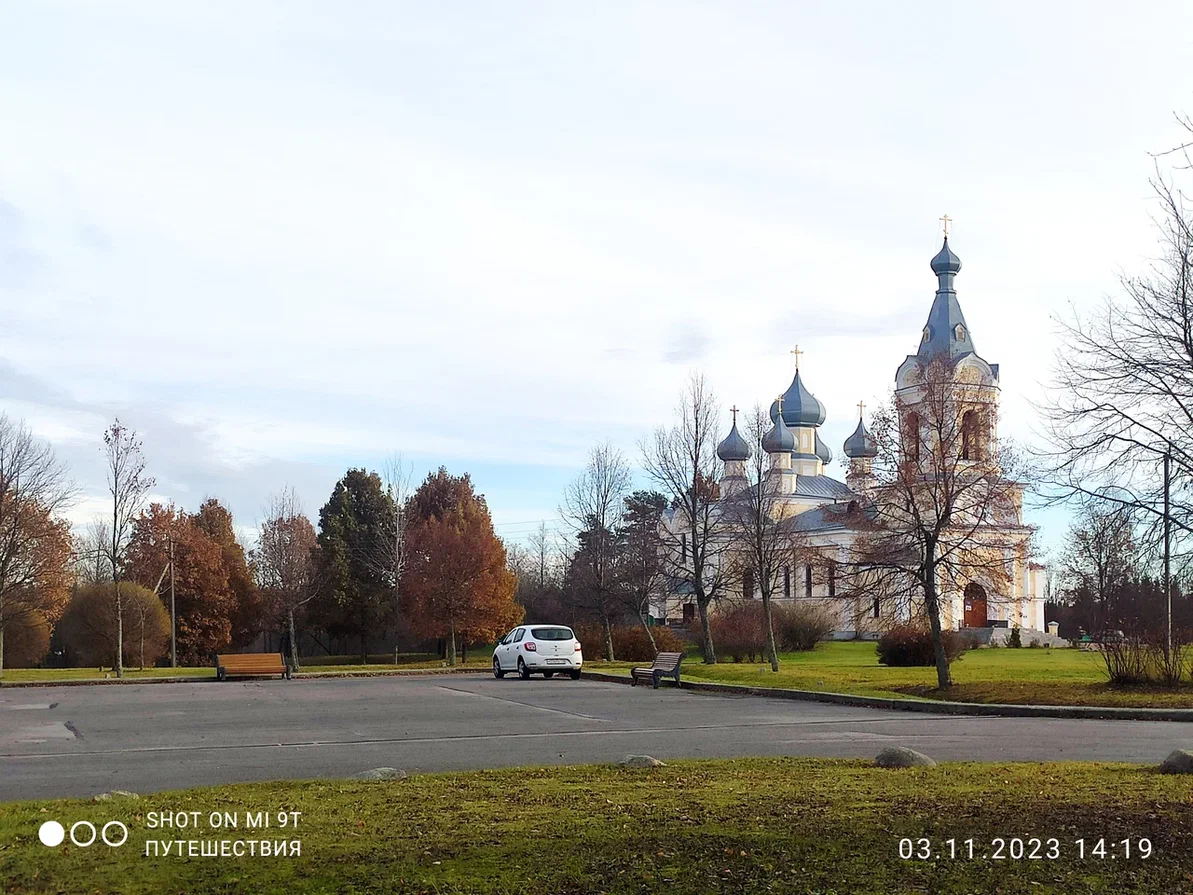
[
  {"left": 814, "top": 432, "right": 833, "bottom": 465},
  {"left": 843, "top": 416, "right": 879, "bottom": 459},
  {"left": 769, "top": 369, "right": 827, "bottom": 428},
  {"left": 930, "top": 237, "right": 961, "bottom": 275},
  {"left": 716, "top": 418, "right": 752, "bottom": 462},
  {"left": 762, "top": 407, "right": 796, "bottom": 454}
]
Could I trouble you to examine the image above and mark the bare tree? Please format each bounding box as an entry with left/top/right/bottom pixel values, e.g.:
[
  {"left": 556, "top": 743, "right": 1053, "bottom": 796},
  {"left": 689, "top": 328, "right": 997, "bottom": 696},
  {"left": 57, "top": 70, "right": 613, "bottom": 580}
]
[
  {"left": 1041, "top": 114, "right": 1193, "bottom": 572},
  {"left": 0, "top": 415, "right": 76, "bottom": 676},
  {"left": 850, "top": 359, "right": 1032, "bottom": 689},
  {"left": 615, "top": 490, "right": 668, "bottom": 652},
  {"left": 255, "top": 487, "right": 319, "bottom": 672},
  {"left": 101, "top": 419, "right": 155, "bottom": 679},
  {"left": 641, "top": 372, "right": 726, "bottom": 663},
  {"left": 721, "top": 405, "right": 799, "bottom": 672},
  {"left": 1059, "top": 499, "right": 1139, "bottom": 633},
  {"left": 375, "top": 454, "right": 414, "bottom": 650},
  {"left": 561, "top": 442, "right": 633, "bottom": 661}
]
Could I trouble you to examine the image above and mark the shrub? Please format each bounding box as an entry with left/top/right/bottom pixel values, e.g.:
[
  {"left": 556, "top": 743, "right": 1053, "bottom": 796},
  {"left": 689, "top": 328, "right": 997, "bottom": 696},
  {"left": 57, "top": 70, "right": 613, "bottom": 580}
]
[
  {"left": 570, "top": 622, "right": 686, "bottom": 662},
  {"left": 707, "top": 602, "right": 769, "bottom": 663},
  {"left": 1100, "top": 631, "right": 1192, "bottom": 688},
  {"left": 1028, "top": 637, "right": 1043, "bottom": 649},
  {"left": 876, "top": 623, "right": 970, "bottom": 667},
  {"left": 2, "top": 610, "right": 51, "bottom": 668},
  {"left": 58, "top": 582, "right": 170, "bottom": 668},
  {"left": 772, "top": 603, "right": 836, "bottom": 651},
  {"left": 1008, "top": 627, "right": 1022, "bottom": 648}
]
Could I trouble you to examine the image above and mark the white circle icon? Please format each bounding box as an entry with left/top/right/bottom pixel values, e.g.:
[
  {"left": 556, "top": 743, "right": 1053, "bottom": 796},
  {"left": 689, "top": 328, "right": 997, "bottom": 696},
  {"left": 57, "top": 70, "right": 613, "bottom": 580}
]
[{"left": 38, "top": 821, "right": 65, "bottom": 847}]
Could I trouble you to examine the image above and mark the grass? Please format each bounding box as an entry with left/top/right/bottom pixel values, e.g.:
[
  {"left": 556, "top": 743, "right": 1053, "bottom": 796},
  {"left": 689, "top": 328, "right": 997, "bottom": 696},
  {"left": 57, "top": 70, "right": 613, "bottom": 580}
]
[
  {"left": 1, "top": 759, "right": 1190, "bottom": 894},
  {"left": 595, "top": 641, "right": 1193, "bottom": 708},
  {"left": 7, "top": 642, "right": 1193, "bottom": 708},
  {"left": 0, "top": 653, "right": 493, "bottom": 684}
]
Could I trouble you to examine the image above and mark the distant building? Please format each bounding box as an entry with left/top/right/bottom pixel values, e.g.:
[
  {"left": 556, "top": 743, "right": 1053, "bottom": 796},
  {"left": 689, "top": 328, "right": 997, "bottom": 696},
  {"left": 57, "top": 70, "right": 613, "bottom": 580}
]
[{"left": 658, "top": 235, "right": 1048, "bottom": 641}]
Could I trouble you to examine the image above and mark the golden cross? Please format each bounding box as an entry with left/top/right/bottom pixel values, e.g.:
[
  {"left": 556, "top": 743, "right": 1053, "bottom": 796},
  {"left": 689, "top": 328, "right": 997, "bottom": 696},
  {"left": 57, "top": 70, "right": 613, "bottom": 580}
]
[
  {"left": 790, "top": 345, "right": 802, "bottom": 370},
  {"left": 857, "top": 400, "right": 865, "bottom": 419},
  {"left": 776, "top": 393, "right": 785, "bottom": 413},
  {"left": 730, "top": 405, "right": 739, "bottom": 424},
  {"left": 940, "top": 214, "right": 952, "bottom": 239}
]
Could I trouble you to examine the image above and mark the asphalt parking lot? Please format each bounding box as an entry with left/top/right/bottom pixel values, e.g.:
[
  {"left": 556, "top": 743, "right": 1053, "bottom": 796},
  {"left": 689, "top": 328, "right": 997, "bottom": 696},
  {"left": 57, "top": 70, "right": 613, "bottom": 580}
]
[{"left": 1, "top": 674, "right": 1185, "bottom": 800}]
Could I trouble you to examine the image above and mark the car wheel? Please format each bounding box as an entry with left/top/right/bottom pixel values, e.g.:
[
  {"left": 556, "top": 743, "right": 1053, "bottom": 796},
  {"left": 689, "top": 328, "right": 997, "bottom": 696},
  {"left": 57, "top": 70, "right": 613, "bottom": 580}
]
[
  {"left": 518, "top": 658, "right": 531, "bottom": 680},
  {"left": 543, "top": 671, "right": 554, "bottom": 679},
  {"left": 493, "top": 657, "right": 505, "bottom": 679},
  {"left": 569, "top": 669, "right": 581, "bottom": 680}
]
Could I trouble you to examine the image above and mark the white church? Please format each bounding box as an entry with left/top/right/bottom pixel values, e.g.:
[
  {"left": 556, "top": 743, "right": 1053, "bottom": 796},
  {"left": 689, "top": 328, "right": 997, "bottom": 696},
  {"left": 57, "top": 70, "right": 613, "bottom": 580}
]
[{"left": 657, "top": 233, "right": 1049, "bottom": 641}]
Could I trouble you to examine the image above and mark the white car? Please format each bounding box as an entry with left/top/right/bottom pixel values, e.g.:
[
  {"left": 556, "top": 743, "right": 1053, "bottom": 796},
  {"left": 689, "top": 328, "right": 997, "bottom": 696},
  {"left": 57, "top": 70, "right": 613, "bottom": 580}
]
[{"left": 493, "top": 625, "right": 583, "bottom": 680}]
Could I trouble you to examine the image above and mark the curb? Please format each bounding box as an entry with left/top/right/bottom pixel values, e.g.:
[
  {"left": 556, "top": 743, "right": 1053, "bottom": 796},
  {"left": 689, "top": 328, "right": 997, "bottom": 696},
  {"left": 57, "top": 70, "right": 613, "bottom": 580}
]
[
  {"left": 0, "top": 667, "right": 486, "bottom": 689},
  {"left": 579, "top": 671, "right": 1193, "bottom": 722}
]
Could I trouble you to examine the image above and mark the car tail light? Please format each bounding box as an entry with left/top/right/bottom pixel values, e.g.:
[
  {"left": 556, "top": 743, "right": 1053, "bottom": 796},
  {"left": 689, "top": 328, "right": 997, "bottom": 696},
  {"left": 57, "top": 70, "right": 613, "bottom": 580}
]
[
  {"left": 524, "top": 642, "right": 536, "bottom": 651},
  {"left": 574, "top": 642, "right": 582, "bottom": 651}
]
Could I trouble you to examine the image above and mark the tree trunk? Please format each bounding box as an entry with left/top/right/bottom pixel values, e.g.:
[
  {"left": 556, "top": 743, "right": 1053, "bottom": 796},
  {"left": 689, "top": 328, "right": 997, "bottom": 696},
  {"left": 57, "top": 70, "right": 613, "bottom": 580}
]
[
  {"left": 447, "top": 621, "right": 457, "bottom": 667},
  {"left": 602, "top": 614, "right": 615, "bottom": 662},
  {"left": 761, "top": 589, "right": 779, "bottom": 672},
  {"left": 0, "top": 622, "right": 5, "bottom": 679},
  {"left": 923, "top": 556, "right": 951, "bottom": 689},
  {"left": 114, "top": 579, "right": 124, "bottom": 679},
  {"left": 639, "top": 610, "right": 658, "bottom": 653},
  {"left": 140, "top": 616, "right": 145, "bottom": 671},
  {"left": 697, "top": 595, "right": 716, "bottom": 664},
  {"left": 360, "top": 607, "right": 368, "bottom": 664},
  {"left": 288, "top": 610, "right": 300, "bottom": 672}
]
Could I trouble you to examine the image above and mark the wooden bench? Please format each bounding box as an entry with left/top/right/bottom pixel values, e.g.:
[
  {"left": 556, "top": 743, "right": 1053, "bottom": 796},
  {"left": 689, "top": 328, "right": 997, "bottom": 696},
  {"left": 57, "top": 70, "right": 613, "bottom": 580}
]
[
  {"left": 630, "top": 651, "right": 683, "bottom": 689},
  {"left": 216, "top": 653, "right": 290, "bottom": 681}
]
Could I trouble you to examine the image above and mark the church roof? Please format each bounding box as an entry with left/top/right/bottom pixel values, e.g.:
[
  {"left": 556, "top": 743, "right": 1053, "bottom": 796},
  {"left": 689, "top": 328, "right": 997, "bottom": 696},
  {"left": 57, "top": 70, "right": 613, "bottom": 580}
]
[
  {"left": 762, "top": 408, "right": 796, "bottom": 453},
  {"left": 791, "top": 474, "right": 852, "bottom": 501},
  {"left": 716, "top": 418, "right": 752, "bottom": 462},
  {"left": 814, "top": 432, "right": 833, "bottom": 465},
  {"left": 843, "top": 416, "right": 878, "bottom": 459},
  {"left": 769, "top": 369, "right": 827, "bottom": 428},
  {"left": 918, "top": 237, "right": 978, "bottom": 363}
]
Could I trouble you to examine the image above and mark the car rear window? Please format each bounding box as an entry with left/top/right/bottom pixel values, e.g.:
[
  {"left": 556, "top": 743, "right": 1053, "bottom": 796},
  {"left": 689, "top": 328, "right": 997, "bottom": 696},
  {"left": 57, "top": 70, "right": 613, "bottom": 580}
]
[{"left": 530, "top": 627, "right": 574, "bottom": 641}]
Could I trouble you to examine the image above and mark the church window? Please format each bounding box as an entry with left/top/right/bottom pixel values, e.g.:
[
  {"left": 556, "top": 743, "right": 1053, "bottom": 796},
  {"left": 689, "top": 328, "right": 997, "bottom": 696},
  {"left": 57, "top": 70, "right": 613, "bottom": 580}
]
[
  {"left": 828, "top": 562, "right": 836, "bottom": 597},
  {"left": 872, "top": 597, "right": 881, "bottom": 618},
  {"left": 905, "top": 412, "right": 921, "bottom": 463},
  {"left": 743, "top": 569, "right": 754, "bottom": 599},
  {"left": 961, "top": 410, "right": 980, "bottom": 460},
  {"left": 954, "top": 324, "right": 966, "bottom": 342},
  {"left": 681, "top": 534, "right": 687, "bottom": 563},
  {"left": 783, "top": 566, "right": 791, "bottom": 599},
  {"left": 805, "top": 564, "right": 813, "bottom": 598}
]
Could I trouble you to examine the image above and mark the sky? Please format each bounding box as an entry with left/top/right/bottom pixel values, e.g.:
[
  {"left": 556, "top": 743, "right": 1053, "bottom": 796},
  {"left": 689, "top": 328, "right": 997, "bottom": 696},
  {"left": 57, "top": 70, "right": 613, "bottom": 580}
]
[{"left": 1, "top": 1, "right": 1191, "bottom": 558}]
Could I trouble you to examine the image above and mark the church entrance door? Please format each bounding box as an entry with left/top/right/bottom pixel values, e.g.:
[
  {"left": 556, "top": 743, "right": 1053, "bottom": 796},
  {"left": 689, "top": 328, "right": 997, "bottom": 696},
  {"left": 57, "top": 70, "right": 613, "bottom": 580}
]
[{"left": 963, "top": 583, "right": 988, "bottom": 628}]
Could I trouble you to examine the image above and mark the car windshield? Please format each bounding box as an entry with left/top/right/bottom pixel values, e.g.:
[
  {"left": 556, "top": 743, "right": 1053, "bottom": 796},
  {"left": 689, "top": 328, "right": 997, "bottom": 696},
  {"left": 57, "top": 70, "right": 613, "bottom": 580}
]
[{"left": 530, "top": 627, "right": 573, "bottom": 641}]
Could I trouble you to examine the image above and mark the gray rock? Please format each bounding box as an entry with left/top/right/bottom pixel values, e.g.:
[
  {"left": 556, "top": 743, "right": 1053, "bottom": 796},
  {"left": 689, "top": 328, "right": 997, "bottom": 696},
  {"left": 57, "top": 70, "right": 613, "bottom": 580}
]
[
  {"left": 92, "top": 790, "right": 139, "bottom": 801},
  {"left": 1159, "top": 749, "right": 1193, "bottom": 774},
  {"left": 874, "top": 747, "right": 936, "bottom": 769},
  {"left": 356, "top": 767, "right": 408, "bottom": 781},
  {"left": 619, "top": 754, "right": 666, "bottom": 768}
]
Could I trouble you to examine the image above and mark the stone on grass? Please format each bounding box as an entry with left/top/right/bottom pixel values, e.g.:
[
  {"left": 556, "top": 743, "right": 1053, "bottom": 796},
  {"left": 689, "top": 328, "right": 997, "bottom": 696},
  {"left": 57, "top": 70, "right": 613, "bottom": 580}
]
[
  {"left": 874, "top": 747, "right": 936, "bottom": 769},
  {"left": 619, "top": 755, "right": 666, "bottom": 768},
  {"left": 93, "top": 790, "right": 139, "bottom": 802},
  {"left": 1159, "top": 750, "right": 1193, "bottom": 774},
  {"left": 356, "top": 767, "right": 408, "bottom": 781}
]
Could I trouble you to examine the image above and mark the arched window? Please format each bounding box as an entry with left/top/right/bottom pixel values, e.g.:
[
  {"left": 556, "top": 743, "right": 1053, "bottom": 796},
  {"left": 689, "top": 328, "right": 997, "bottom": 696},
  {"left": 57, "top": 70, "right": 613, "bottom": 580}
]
[
  {"left": 961, "top": 410, "right": 980, "bottom": 460},
  {"left": 805, "top": 564, "right": 813, "bottom": 598},
  {"left": 680, "top": 533, "right": 687, "bottom": 563},
  {"left": 828, "top": 561, "right": 836, "bottom": 597},
  {"left": 872, "top": 597, "right": 881, "bottom": 618},
  {"left": 742, "top": 568, "right": 755, "bottom": 599},
  {"left": 783, "top": 566, "right": 791, "bottom": 599},
  {"left": 905, "top": 412, "right": 921, "bottom": 463}
]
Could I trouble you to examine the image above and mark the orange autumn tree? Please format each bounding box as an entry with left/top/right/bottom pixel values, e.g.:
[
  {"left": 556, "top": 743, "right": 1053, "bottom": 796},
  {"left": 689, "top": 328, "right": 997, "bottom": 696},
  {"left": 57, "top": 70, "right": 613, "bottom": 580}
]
[
  {"left": 126, "top": 503, "right": 237, "bottom": 664},
  {"left": 404, "top": 469, "right": 521, "bottom": 665}
]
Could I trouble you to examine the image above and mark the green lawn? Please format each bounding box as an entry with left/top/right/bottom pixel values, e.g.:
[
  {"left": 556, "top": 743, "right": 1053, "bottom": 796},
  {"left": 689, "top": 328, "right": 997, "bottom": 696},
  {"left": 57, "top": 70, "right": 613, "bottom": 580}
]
[
  {"left": 0, "top": 654, "right": 493, "bottom": 684},
  {"left": 1, "top": 759, "right": 1188, "bottom": 894},
  {"left": 595, "top": 641, "right": 1193, "bottom": 708}
]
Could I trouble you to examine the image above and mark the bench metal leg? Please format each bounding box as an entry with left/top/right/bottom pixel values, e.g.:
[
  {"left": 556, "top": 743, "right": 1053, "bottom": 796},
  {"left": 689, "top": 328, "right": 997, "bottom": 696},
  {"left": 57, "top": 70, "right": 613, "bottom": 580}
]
[{"left": 652, "top": 671, "right": 661, "bottom": 689}]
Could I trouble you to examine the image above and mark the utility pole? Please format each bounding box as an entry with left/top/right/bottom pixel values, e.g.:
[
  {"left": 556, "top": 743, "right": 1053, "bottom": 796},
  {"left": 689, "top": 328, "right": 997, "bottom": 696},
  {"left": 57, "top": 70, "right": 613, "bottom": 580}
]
[
  {"left": 169, "top": 532, "right": 177, "bottom": 668},
  {"left": 1164, "top": 450, "right": 1172, "bottom": 656}
]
